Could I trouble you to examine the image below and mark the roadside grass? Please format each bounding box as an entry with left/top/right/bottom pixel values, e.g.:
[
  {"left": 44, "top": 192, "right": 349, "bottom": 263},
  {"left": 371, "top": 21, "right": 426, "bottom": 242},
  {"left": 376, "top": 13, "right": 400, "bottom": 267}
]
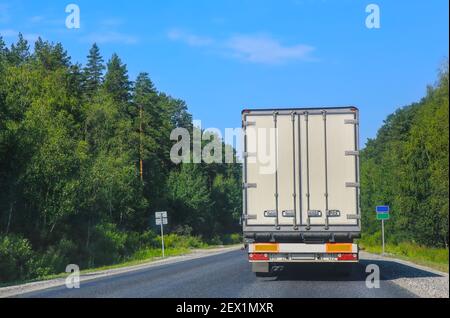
[
  {"left": 0, "top": 234, "right": 242, "bottom": 289},
  {"left": 359, "top": 240, "right": 449, "bottom": 273},
  {"left": 0, "top": 247, "right": 191, "bottom": 288}
]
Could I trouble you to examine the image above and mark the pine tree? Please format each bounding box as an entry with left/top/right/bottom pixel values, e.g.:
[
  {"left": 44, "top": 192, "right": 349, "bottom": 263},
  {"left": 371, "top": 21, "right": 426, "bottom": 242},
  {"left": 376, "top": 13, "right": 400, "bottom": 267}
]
[
  {"left": 133, "top": 73, "right": 159, "bottom": 113},
  {"left": 54, "top": 43, "right": 70, "bottom": 67},
  {"left": 134, "top": 73, "right": 157, "bottom": 98},
  {"left": 68, "top": 63, "right": 85, "bottom": 100},
  {"left": 0, "top": 36, "right": 8, "bottom": 61},
  {"left": 104, "top": 53, "right": 132, "bottom": 105},
  {"left": 8, "top": 33, "right": 30, "bottom": 65},
  {"left": 132, "top": 72, "right": 162, "bottom": 190},
  {"left": 83, "top": 43, "right": 104, "bottom": 97},
  {"left": 33, "top": 38, "right": 70, "bottom": 70}
]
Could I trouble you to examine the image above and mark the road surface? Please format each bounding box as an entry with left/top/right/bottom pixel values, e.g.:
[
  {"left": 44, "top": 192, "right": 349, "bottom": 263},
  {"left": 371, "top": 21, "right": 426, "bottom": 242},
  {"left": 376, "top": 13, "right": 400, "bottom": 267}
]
[{"left": 10, "top": 248, "right": 444, "bottom": 298}]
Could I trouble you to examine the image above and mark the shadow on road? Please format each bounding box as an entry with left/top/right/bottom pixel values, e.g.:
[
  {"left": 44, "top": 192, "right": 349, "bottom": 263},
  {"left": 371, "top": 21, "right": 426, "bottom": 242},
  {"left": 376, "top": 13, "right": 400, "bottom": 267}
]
[{"left": 269, "top": 259, "right": 444, "bottom": 282}]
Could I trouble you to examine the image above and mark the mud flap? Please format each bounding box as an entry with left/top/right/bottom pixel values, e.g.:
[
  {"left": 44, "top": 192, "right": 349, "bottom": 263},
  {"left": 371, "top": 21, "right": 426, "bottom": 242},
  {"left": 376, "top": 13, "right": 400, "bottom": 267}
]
[{"left": 252, "top": 262, "right": 270, "bottom": 273}]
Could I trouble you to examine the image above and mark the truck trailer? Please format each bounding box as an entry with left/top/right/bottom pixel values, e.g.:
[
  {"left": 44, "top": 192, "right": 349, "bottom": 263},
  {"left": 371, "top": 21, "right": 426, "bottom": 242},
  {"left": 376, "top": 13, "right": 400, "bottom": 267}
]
[{"left": 242, "top": 107, "right": 361, "bottom": 276}]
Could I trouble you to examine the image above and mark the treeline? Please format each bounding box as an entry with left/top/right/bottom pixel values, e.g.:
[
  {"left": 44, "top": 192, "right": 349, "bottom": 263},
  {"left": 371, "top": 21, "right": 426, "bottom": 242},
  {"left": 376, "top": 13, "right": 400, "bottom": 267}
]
[
  {"left": 361, "top": 62, "right": 449, "bottom": 248},
  {"left": 0, "top": 34, "right": 241, "bottom": 282}
]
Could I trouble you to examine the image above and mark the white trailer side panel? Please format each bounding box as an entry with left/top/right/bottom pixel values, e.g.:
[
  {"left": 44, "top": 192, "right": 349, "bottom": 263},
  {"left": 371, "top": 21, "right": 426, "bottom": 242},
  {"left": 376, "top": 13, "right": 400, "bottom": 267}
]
[
  {"left": 245, "top": 115, "right": 276, "bottom": 225},
  {"left": 326, "top": 114, "right": 358, "bottom": 225}
]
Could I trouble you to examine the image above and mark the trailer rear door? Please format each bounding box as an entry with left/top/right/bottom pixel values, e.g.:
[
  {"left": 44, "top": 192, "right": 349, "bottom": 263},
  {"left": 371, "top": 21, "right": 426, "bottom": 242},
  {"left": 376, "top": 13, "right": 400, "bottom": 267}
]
[{"left": 242, "top": 108, "right": 360, "bottom": 230}]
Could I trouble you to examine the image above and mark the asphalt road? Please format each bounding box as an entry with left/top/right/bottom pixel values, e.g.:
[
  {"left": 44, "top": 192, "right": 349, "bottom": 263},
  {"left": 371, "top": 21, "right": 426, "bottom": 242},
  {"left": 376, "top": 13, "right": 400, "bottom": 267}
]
[{"left": 14, "top": 249, "right": 426, "bottom": 298}]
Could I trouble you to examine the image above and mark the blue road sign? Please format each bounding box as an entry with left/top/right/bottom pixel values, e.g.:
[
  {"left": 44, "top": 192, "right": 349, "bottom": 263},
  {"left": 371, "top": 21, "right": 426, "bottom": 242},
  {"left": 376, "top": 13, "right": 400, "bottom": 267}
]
[{"left": 376, "top": 206, "right": 390, "bottom": 213}]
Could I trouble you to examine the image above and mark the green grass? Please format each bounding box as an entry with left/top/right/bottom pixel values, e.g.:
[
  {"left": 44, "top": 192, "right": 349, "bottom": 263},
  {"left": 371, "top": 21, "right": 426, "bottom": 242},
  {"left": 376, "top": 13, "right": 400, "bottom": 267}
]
[{"left": 359, "top": 240, "right": 449, "bottom": 273}]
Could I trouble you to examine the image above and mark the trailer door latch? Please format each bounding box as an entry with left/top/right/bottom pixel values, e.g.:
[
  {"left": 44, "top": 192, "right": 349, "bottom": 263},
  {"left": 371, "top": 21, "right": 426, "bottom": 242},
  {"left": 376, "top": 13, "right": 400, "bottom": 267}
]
[
  {"left": 307, "top": 210, "right": 322, "bottom": 217},
  {"left": 264, "top": 210, "right": 277, "bottom": 218},
  {"left": 327, "top": 210, "right": 341, "bottom": 217},
  {"left": 282, "top": 210, "right": 295, "bottom": 217}
]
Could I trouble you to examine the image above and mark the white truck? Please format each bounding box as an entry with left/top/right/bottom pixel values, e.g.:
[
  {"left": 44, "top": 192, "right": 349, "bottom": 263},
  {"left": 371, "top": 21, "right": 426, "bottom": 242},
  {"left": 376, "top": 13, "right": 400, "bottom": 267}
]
[{"left": 242, "top": 107, "right": 361, "bottom": 276}]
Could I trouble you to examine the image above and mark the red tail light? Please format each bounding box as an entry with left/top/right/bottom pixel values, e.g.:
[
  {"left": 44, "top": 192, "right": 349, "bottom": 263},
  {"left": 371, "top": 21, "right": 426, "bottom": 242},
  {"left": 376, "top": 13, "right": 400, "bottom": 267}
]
[
  {"left": 249, "top": 253, "right": 269, "bottom": 261},
  {"left": 337, "top": 253, "right": 358, "bottom": 261}
]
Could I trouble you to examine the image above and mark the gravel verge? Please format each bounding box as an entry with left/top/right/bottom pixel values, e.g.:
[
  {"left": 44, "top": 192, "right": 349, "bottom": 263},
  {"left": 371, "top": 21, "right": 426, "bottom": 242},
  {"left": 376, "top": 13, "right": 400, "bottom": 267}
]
[{"left": 360, "top": 251, "right": 449, "bottom": 298}]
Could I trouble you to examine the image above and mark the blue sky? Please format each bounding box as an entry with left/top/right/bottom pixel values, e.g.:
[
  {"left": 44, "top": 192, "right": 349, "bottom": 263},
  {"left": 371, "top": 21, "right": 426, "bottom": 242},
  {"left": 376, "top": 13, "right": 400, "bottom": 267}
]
[{"left": 1, "top": 0, "right": 448, "bottom": 147}]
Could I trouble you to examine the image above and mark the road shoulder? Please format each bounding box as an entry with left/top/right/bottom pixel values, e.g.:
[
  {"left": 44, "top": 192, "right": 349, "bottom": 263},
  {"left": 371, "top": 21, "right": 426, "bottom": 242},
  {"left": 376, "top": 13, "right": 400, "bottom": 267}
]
[{"left": 360, "top": 251, "right": 449, "bottom": 298}]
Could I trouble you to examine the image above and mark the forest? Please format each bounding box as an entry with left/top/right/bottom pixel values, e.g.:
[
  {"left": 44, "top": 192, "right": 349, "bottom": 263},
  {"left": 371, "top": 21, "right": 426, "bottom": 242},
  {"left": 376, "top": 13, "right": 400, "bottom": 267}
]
[
  {"left": 0, "top": 34, "right": 242, "bottom": 283},
  {"left": 0, "top": 32, "right": 448, "bottom": 283},
  {"left": 360, "top": 62, "right": 449, "bottom": 249}
]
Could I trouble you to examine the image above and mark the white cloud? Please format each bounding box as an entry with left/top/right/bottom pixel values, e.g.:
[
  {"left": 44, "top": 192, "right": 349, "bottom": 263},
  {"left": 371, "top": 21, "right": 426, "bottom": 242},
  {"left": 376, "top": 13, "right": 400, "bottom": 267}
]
[
  {"left": 24, "top": 33, "right": 40, "bottom": 43},
  {"left": 166, "top": 29, "right": 316, "bottom": 64},
  {"left": 81, "top": 31, "right": 138, "bottom": 45},
  {"left": 0, "top": 29, "right": 40, "bottom": 43},
  {"left": 30, "top": 15, "right": 45, "bottom": 23},
  {"left": 167, "top": 29, "right": 213, "bottom": 47},
  {"left": 0, "top": 28, "right": 16, "bottom": 38},
  {"left": 99, "top": 18, "right": 124, "bottom": 28},
  {"left": 29, "top": 15, "right": 64, "bottom": 27},
  {"left": 226, "top": 34, "right": 315, "bottom": 64}
]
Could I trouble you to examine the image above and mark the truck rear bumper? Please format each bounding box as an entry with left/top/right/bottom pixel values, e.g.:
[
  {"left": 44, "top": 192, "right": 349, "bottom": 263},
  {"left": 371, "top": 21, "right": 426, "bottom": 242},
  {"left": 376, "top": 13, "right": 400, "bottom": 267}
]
[
  {"left": 248, "top": 242, "right": 359, "bottom": 264},
  {"left": 243, "top": 227, "right": 361, "bottom": 243}
]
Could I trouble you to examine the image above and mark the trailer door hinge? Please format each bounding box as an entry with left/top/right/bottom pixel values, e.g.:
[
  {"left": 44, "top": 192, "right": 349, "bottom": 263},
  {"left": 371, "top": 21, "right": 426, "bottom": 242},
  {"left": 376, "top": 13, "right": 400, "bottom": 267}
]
[
  {"left": 344, "top": 119, "right": 359, "bottom": 125},
  {"left": 243, "top": 121, "right": 256, "bottom": 128},
  {"left": 345, "top": 182, "right": 360, "bottom": 188},
  {"left": 243, "top": 183, "right": 257, "bottom": 189},
  {"left": 243, "top": 152, "right": 256, "bottom": 158},
  {"left": 345, "top": 150, "right": 360, "bottom": 156},
  {"left": 243, "top": 214, "right": 257, "bottom": 220},
  {"left": 347, "top": 214, "right": 361, "bottom": 220}
]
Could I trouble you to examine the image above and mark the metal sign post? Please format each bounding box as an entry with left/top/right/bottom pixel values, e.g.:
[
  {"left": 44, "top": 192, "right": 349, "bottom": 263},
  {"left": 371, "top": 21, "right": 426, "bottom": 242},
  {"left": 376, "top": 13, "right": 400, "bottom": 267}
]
[
  {"left": 376, "top": 206, "right": 390, "bottom": 255},
  {"left": 160, "top": 220, "right": 165, "bottom": 258},
  {"left": 155, "top": 212, "right": 168, "bottom": 258},
  {"left": 381, "top": 219, "right": 385, "bottom": 255}
]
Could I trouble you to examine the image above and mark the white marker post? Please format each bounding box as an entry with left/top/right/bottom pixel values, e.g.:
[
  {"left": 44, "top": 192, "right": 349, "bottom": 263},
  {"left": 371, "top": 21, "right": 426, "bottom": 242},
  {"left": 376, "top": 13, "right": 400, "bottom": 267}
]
[{"left": 155, "top": 212, "right": 168, "bottom": 258}]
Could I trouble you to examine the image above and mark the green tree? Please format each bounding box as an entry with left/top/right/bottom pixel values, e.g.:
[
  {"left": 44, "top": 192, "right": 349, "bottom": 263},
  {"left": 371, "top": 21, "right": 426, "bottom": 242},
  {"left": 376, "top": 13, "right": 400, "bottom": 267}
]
[
  {"left": 361, "top": 62, "right": 449, "bottom": 247},
  {"left": 33, "top": 38, "right": 70, "bottom": 71},
  {"left": 167, "top": 164, "right": 213, "bottom": 236},
  {"left": 8, "top": 33, "right": 30, "bottom": 66},
  {"left": 103, "top": 53, "right": 131, "bottom": 107},
  {"left": 0, "top": 35, "right": 242, "bottom": 283},
  {"left": 83, "top": 43, "right": 104, "bottom": 97},
  {"left": 0, "top": 36, "right": 8, "bottom": 61}
]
